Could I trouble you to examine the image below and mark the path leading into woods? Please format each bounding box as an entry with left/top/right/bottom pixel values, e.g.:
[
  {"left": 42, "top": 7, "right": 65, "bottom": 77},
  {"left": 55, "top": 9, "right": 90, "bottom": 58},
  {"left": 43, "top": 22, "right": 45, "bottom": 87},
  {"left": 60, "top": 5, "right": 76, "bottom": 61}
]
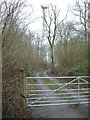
[{"left": 30, "top": 72, "right": 88, "bottom": 118}]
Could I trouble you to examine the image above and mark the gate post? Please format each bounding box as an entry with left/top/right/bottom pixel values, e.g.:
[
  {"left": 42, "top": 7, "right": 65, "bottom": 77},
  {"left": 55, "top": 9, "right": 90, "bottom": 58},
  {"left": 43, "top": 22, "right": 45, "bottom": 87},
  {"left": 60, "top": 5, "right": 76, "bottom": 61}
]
[{"left": 20, "top": 68, "right": 26, "bottom": 112}]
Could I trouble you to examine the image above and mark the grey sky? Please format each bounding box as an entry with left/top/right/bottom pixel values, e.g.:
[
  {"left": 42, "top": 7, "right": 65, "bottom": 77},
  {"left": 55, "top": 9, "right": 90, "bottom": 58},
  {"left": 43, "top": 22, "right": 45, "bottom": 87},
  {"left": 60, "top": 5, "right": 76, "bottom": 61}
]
[{"left": 25, "top": 0, "right": 75, "bottom": 32}]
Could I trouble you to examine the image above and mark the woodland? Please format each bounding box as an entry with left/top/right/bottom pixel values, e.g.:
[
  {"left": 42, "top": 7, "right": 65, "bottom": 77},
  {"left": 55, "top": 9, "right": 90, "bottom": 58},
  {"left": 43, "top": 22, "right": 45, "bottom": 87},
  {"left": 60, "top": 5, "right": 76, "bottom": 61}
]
[{"left": 0, "top": 0, "right": 89, "bottom": 118}]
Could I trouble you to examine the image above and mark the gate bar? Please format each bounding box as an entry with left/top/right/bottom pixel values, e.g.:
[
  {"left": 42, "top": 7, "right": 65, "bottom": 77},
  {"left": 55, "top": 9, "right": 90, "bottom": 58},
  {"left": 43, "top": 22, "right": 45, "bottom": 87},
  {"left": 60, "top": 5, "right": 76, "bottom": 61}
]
[{"left": 28, "top": 102, "right": 89, "bottom": 107}]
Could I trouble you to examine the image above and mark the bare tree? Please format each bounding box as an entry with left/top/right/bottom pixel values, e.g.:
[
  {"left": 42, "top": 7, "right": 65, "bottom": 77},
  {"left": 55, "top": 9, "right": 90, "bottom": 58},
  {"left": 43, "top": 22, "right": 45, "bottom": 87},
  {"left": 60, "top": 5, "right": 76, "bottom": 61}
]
[
  {"left": 0, "top": 0, "right": 35, "bottom": 118},
  {"left": 55, "top": 21, "right": 88, "bottom": 75},
  {"left": 72, "top": 0, "right": 89, "bottom": 41},
  {"left": 44, "top": 4, "right": 67, "bottom": 72}
]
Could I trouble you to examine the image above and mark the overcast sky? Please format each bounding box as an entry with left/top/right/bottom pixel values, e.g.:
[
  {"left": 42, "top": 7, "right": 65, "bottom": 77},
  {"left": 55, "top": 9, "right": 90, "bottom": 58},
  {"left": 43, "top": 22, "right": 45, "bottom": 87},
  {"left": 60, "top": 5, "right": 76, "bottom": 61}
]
[{"left": 25, "top": 0, "right": 75, "bottom": 32}]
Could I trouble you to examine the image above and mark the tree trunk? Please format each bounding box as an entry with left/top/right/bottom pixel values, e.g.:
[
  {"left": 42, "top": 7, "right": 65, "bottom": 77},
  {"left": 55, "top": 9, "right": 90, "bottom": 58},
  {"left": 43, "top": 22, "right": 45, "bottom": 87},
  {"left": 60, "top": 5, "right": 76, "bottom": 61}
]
[
  {"left": 51, "top": 46, "right": 54, "bottom": 73},
  {"left": 84, "top": 22, "right": 87, "bottom": 41},
  {"left": 84, "top": 2, "right": 87, "bottom": 41}
]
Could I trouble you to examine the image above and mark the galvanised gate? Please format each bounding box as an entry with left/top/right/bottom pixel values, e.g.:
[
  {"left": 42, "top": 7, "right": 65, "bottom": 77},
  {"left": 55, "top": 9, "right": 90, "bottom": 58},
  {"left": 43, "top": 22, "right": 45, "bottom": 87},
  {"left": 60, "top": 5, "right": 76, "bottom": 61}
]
[{"left": 25, "top": 76, "right": 89, "bottom": 107}]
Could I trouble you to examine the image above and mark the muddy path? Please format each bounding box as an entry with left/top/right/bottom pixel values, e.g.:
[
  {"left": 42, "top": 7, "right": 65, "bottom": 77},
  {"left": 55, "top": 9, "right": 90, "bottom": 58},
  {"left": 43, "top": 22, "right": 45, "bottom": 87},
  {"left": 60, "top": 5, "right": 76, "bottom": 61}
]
[{"left": 30, "top": 72, "right": 88, "bottom": 118}]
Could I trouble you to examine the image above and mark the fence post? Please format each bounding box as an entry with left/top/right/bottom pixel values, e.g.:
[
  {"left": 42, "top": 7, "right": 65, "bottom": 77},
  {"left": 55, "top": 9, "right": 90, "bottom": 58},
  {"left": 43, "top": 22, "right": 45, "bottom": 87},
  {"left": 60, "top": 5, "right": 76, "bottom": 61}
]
[{"left": 20, "top": 68, "right": 26, "bottom": 112}]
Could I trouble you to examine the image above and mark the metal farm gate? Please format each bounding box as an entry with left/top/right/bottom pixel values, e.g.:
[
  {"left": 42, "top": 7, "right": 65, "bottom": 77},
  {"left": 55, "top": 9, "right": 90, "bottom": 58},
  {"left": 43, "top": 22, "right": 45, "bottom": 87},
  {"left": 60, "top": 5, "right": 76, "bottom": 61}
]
[{"left": 25, "top": 76, "right": 90, "bottom": 107}]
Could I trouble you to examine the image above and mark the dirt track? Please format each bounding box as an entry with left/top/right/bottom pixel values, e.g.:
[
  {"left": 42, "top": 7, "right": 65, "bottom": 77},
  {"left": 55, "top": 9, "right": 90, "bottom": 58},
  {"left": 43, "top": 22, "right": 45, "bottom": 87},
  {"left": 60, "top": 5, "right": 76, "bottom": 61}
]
[{"left": 29, "top": 72, "right": 89, "bottom": 118}]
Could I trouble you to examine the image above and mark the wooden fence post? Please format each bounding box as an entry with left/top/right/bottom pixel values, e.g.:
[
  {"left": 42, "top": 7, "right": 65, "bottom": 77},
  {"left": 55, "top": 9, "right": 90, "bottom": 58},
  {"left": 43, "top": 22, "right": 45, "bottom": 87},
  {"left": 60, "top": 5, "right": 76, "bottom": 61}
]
[{"left": 19, "top": 68, "right": 26, "bottom": 112}]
